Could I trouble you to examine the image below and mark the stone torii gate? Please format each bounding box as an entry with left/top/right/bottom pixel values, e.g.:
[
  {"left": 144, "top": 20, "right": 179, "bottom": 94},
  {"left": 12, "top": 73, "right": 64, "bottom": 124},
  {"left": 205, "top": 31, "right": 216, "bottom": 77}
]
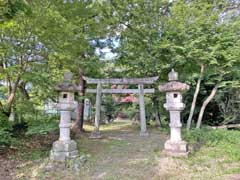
[{"left": 83, "top": 76, "right": 159, "bottom": 138}]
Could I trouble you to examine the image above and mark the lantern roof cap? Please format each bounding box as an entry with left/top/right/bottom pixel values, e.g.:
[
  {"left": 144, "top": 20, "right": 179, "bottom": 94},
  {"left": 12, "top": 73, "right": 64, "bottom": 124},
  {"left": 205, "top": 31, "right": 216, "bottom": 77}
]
[
  {"left": 159, "top": 69, "right": 189, "bottom": 92},
  {"left": 168, "top": 69, "right": 178, "bottom": 81},
  {"left": 55, "top": 72, "right": 81, "bottom": 92},
  {"left": 159, "top": 81, "right": 189, "bottom": 92}
]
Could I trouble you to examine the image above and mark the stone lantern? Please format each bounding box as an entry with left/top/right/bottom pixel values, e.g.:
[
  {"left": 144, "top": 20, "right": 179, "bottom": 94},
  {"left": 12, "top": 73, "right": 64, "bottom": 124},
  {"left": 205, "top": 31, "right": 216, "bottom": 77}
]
[
  {"left": 159, "top": 69, "right": 190, "bottom": 157},
  {"left": 50, "top": 72, "right": 81, "bottom": 161}
]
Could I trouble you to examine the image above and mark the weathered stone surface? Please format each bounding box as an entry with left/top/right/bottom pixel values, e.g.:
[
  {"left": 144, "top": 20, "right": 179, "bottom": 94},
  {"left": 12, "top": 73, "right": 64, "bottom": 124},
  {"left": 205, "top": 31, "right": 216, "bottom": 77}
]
[
  {"left": 52, "top": 140, "right": 77, "bottom": 152},
  {"left": 139, "top": 131, "right": 149, "bottom": 137},
  {"left": 51, "top": 77, "right": 79, "bottom": 162},
  {"left": 139, "top": 84, "right": 147, "bottom": 135},
  {"left": 163, "top": 102, "right": 185, "bottom": 111},
  {"left": 50, "top": 140, "right": 78, "bottom": 162},
  {"left": 159, "top": 69, "right": 189, "bottom": 92},
  {"left": 160, "top": 70, "right": 189, "bottom": 157},
  {"left": 86, "top": 88, "right": 155, "bottom": 94},
  {"left": 83, "top": 76, "right": 159, "bottom": 84},
  {"left": 164, "top": 150, "right": 189, "bottom": 157},
  {"left": 50, "top": 150, "right": 79, "bottom": 162},
  {"left": 164, "top": 140, "right": 189, "bottom": 157},
  {"left": 168, "top": 69, "right": 178, "bottom": 81},
  {"left": 159, "top": 81, "right": 189, "bottom": 92},
  {"left": 165, "top": 140, "right": 188, "bottom": 152}
]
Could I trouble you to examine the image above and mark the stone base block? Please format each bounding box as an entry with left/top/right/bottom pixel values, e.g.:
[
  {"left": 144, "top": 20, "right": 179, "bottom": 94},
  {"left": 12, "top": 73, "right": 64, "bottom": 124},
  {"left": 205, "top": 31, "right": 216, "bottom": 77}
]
[
  {"left": 139, "top": 131, "right": 149, "bottom": 137},
  {"left": 164, "top": 140, "right": 189, "bottom": 157},
  {"left": 50, "top": 140, "right": 79, "bottom": 162},
  {"left": 90, "top": 130, "right": 102, "bottom": 139}
]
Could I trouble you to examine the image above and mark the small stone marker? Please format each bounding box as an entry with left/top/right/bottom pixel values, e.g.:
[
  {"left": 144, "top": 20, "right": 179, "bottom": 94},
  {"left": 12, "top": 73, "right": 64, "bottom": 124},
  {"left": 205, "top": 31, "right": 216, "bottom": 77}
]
[
  {"left": 90, "top": 83, "right": 102, "bottom": 139},
  {"left": 50, "top": 72, "right": 79, "bottom": 161},
  {"left": 159, "top": 69, "right": 190, "bottom": 157},
  {"left": 83, "top": 98, "right": 91, "bottom": 121}
]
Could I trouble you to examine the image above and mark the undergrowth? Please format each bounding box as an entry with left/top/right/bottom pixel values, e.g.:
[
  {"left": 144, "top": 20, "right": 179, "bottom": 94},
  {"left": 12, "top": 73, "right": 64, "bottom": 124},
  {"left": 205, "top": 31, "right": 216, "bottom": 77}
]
[{"left": 183, "top": 128, "right": 240, "bottom": 161}]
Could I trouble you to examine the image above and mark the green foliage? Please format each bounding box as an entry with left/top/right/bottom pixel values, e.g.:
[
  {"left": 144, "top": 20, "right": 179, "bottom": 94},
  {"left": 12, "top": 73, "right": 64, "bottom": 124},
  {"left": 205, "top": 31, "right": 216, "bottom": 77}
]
[
  {"left": 26, "top": 116, "right": 59, "bottom": 136},
  {"left": 0, "top": 113, "right": 14, "bottom": 146},
  {"left": 183, "top": 128, "right": 240, "bottom": 161},
  {"left": 102, "top": 95, "right": 117, "bottom": 116},
  {"left": 216, "top": 87, "right": 240, "bottom": 124},
  {"left": 0, "top": 0, "right": 31, "bottom": 22},
  {"left": 0, "top": 0, "right": 239, "bottom": 151},
  {"left": 108, "top": 0, "right": 240, "bottom": 126},
  {"left": 123, "top": 103, "right": 139, "bottom": 120},
  {"left": 18, "top": 148, "right": 49, "bottom": 161}
]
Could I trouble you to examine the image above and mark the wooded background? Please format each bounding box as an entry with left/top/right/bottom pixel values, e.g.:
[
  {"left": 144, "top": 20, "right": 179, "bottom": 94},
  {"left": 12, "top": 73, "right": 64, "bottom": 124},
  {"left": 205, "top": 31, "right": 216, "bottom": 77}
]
[{"left": 0, "top": 0, "right": 239, "bottom": 146}]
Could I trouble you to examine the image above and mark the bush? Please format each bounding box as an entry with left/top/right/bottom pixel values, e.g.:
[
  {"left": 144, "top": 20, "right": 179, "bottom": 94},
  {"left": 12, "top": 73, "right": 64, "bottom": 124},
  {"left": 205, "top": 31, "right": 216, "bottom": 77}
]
[
  {"left": 26, "top": 116, "right": 59, "bottom": 135},
  {"left": 0, "top": 128, "right": 14, "bottom": 146},
  {"left": 183, "top": 128, "right": 240, "bottom": 161},
  {"left": 0, "top": 113, "right": 14, "bottom": 146}
]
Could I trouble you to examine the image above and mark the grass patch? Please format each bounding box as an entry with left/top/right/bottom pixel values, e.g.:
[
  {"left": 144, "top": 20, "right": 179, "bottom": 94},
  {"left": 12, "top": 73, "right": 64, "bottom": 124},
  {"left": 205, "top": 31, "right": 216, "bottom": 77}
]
[
  {"left": 3, "top": 120, "right": 240, "bottom": 180},
  {"left": 105, "top": 139, "right": 129, "bottom": 150},
  {"left": 18, "top": 148, "right": 49, "bottom": 161},
  {"left": 83, "top": 120, "right": 133, "bottom": 132},
  {"left": 183, "top": 128, "right": 240, "bottom": 161},
  {"left": 179, "top": 128, "right": 240, "bottom": 179},
  {"left": 225, "top": 167, "right": 240, "bottom": 174}
]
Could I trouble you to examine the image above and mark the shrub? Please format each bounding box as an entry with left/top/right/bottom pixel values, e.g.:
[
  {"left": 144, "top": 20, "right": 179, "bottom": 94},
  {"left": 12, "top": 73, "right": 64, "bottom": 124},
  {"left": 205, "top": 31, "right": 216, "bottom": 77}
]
[
  {"left": 183, "top": 128, "right": 240, "bottom": 161},
  {"left": 0, "top": 113, "right": 14, "bottom": 146},
  {"left": 26, "top": 116, "right": 59, "bottom": 135}
]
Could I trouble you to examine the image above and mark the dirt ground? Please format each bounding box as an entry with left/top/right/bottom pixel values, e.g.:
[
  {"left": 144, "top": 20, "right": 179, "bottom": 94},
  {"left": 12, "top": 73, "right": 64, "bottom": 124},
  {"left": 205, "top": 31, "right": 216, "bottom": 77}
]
[{"left": 0, "top": 120, "right": 239, "bottom": 180}]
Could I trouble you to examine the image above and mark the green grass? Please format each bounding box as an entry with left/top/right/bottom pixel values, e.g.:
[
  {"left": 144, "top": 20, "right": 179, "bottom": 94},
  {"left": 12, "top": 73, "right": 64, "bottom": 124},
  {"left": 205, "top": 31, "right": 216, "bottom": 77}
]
[
  {"left": 19, "top": 149, "right": 49, "bottom": 161},
  {"left": 183, "top": 128, "right": 240, "bottom": 161},
  {"left": 5, "top": 121, "right": 240, "bottom": 180},
  {"left": 178, "top": 128, "right": 240, "bottom": 179}
]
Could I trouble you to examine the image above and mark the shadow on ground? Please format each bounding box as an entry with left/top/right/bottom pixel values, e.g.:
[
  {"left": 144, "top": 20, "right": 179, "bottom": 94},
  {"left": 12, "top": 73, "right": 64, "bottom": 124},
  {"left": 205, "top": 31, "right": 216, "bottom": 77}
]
[{"left": 1, "top": 120, "right": 240, "bottom": 180}]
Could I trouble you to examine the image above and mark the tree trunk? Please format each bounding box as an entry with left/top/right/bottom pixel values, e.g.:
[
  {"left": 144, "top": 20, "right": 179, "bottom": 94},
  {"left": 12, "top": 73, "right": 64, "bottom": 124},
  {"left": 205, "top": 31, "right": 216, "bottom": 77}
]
[
  {"left": 8, "top": 106, "right": 15, "bottom": 121},
  {"left": 186, "top": 64, "right": 204, "bottom": 130},
  {"left": 196, "top": 83, "right": 220, "bottom": 129},
  {"left": 19, "top": 82, "right": 30, "bottom": 100},
  {"left": 73, "top": 71, "right": 86, "bottom": 134},
  {"left": 5, "top": 74, "right": 22, "bottom": 117}
]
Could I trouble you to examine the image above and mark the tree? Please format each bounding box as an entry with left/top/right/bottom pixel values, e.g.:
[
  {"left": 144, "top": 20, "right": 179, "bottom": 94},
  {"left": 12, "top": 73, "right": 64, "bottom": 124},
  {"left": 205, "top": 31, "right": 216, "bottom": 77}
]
[
  {"left": 27, "top": 0, "right": 111, "bottom": 133},
  {"left": 102, "top": 0, "right": 240, "bottom": 128},
  {"left": 186, "top": 64, "right": 204, "bottom": 129},
  {"left": 0, "top": 0, "right": 52, "bottom": 118}
]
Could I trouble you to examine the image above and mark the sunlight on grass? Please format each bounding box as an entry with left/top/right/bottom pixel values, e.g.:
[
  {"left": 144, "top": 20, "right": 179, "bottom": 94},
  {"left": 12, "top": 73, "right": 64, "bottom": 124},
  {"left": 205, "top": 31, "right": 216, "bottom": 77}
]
[
  {"left": 10, "top": 120, "right": 240, "bottom": 180},
  {"left": 83, "top": 119, "right": 134, "bottom": 132}
]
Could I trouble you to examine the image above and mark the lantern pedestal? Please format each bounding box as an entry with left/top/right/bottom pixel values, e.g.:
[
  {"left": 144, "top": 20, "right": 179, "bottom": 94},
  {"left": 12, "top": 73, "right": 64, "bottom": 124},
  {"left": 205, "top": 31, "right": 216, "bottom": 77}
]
[
  {"left": 164, "top": 140, "right": 189, "bottom": 157},
  {"left": 50, "top": 140, "right": 78, "bottom": 162},
  {"left": 139, "top": 131, "right": 149, "bottom": 137}
]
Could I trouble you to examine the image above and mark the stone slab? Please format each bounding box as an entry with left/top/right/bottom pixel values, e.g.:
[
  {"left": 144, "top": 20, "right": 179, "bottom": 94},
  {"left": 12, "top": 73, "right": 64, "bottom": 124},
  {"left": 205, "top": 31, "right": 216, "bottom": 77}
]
[
  {"left": 50, "top": 140, "right": 79, "bottom": 162},
  {"left": 139, "top": 131, "right": 149, "bottom": 137},
  {"left": 83, "top": 76, "right": 159, "bottom": 84},
  {"left": 50, "top": 150, "right": 79, "bottom": 162},
  {"left": 163, "top": 149, "right": 189, "bottom": 157},
  {"left": 164, "top": 140, "right": 189, "bottom": 157},
  {"left": 52, "top": 140, "right": 77, "bottom": 152},
  {"left": 86, "top": 88, "right": 155, "bottom": 94}
]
